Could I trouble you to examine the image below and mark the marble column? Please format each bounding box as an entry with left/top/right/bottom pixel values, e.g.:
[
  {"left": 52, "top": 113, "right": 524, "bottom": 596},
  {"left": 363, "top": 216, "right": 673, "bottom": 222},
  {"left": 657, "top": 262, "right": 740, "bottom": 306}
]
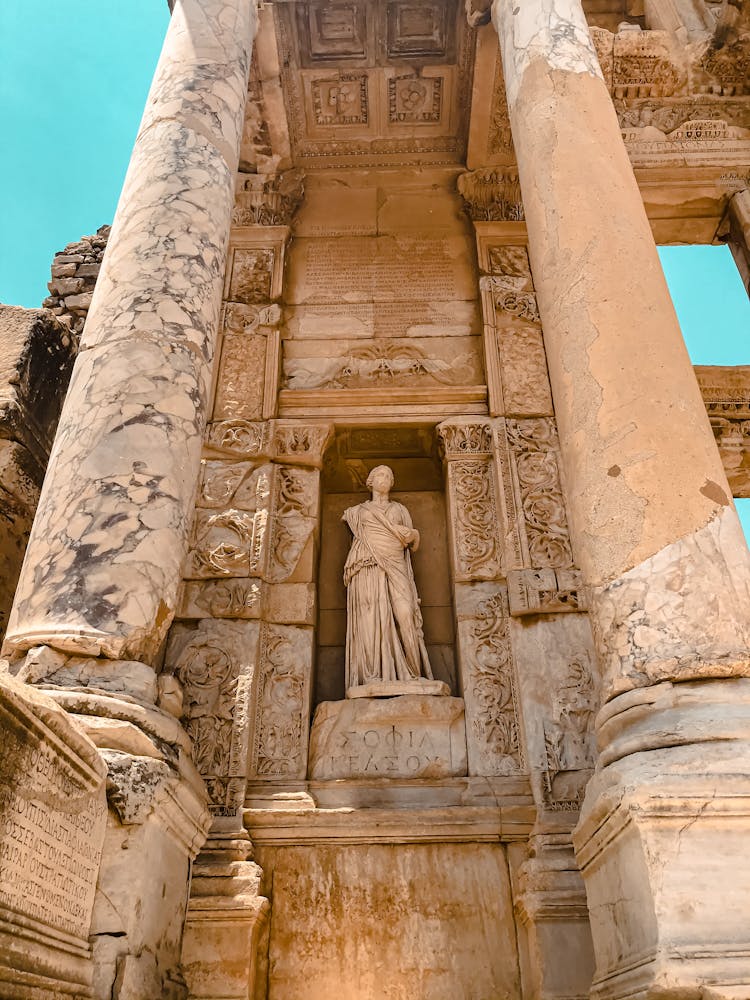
[
  {"left": 4, "top": 0, "right": 258, "bottom": 667},
  {"left": 491, "top": 1, "right": 750, "bottom": 997}
]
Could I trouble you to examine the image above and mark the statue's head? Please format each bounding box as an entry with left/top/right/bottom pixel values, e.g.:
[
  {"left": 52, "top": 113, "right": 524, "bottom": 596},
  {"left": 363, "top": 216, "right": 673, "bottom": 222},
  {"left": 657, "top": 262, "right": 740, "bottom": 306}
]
[{"left": 366, "top": 465, "right": 395, "bottom": 492}]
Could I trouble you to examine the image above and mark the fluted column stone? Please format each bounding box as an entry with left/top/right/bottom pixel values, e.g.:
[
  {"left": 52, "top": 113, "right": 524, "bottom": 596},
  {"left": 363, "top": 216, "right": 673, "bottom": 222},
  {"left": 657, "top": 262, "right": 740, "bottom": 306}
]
[
  {"left": 4, "top": 0, "right": 258, "bottom": 665},
  {"left": 491, "top": 1, "right": 750, "bottom": 996}
]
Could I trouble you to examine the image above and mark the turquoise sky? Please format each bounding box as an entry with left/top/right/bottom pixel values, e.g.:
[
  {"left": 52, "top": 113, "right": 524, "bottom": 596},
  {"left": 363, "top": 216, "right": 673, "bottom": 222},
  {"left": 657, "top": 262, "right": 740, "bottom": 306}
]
[{"left": 1, "top": 2, "right": 749, "bottom": 535}]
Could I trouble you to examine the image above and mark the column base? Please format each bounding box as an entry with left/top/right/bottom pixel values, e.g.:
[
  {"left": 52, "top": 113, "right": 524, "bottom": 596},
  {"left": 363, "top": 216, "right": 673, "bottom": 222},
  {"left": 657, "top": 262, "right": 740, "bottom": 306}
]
[
  {"left": 182, "top": 829, "right": 269, "bottom": 1000},
  {"left": 513, "top": 835, "right": 595, "bottom": 1000},
  {"left": 574, "top": 681, "right": 750, "bottom": 1000}
]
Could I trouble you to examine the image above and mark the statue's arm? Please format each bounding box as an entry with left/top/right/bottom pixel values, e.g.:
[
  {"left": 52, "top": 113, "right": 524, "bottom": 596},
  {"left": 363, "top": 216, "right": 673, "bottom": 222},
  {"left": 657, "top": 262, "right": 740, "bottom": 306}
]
[{"left": 393, "top": 503, "right": 420, "bottom": 551}]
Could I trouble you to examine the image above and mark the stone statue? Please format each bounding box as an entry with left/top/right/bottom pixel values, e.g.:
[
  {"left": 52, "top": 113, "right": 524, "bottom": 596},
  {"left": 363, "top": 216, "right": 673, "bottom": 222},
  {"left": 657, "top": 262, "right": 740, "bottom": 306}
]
[{"left": 342, "top": 465, "right": 438, "bottom": 696}]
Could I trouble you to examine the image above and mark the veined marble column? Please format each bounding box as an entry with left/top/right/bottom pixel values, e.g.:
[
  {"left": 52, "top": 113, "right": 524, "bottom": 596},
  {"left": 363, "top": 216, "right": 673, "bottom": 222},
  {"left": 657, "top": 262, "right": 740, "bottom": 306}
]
[
  {"left": 4, "top": 0, "right": 258, "bottom": 665},
  {"left": 491, "top": 2, "right": 750, "bottom": 997}
]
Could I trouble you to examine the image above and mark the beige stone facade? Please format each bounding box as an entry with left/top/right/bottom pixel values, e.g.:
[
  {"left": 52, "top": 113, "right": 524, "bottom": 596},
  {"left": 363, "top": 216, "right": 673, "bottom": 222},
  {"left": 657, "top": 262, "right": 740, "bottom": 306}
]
[{"left": 2, "top": 0, "right": 750, "bottom": 997}]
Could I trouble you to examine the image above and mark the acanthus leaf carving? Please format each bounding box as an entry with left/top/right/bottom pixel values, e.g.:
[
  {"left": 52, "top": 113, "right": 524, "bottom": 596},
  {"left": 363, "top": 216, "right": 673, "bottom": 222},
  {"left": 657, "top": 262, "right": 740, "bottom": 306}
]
[
  {"left": 232, "top": 170, "right": 305, "bottom": 228},
  {"left": 449, "top": 459, "right": 502, "bottom": 581},
  {"left": 457, "top": 168, "right": 524, "bottom": 222},
  {"left": 251, "top": 624, "right": 312, "bottom": 778},
  {"left": 506, "top": 418, "right": 574, "bottom": 569},
  {"left": 461, "top": 587, "right": 523, "bottom": 776}
]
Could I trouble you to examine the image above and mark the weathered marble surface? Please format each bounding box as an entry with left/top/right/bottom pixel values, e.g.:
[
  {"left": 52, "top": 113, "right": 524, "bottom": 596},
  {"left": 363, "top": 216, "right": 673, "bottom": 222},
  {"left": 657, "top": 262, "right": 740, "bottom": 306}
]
[
  {"left": 256, "top": 842, "right": 521, "bottom": 999},
  {"left": 4, "top": 0, "right": 258, "bottom": 665},
  {"left": 492, "top": 0, "right": 603, "bottom": 107}
]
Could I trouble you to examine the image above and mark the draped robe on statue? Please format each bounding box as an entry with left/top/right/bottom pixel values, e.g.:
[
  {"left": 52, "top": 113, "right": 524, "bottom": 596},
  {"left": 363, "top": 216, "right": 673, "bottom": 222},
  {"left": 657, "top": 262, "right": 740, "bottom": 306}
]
[{"left": 343, "top": 499, "right": 434, "bottom": 690}]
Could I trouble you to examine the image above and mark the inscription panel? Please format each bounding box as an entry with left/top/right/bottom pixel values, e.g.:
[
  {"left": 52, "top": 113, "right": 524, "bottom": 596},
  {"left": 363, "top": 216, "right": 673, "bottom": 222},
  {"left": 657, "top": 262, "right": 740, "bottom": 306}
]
[
  {"left": 0, "top": 686, "right": 106, "bottom": 942},
  {"left": 308, "top": 695, "right": 467, "bottom": 779},
  {"left": 286, "top": 236, "right": 476, "bottom": 304}
]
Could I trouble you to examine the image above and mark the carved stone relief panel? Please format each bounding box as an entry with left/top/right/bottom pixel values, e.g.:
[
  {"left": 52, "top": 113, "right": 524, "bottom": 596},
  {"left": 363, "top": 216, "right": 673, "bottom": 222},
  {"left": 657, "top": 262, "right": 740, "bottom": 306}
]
[
  {"left": 503, "top": 418, "right": 575, "bottom": 572},
  {"left": 213, "top": 302, "right": 281, "bottom": 422},
  {"left": 249, "top": 623, "right": 314, "bottom": 780},
  {"left": 454, "top": 582, "right": 523, "bottom": 777},
  {"left": 185, "top": 461, "right": 319, "bottom": 587},
  {"left": 509, "top": 613, "right": 598, "bottom": 813},
  {"left": 268, "top": 465, "right": 320, "bottom": 585},
  {"left": 185, "top": 461, "right": 273, "bottom": 580},
  {"left": 438, "top": 420, "right": 503, "bottom": 583},
  {"left": 166, "top": 619, "right": 261, "bottom": 816},
  {"left": 224, "top": 229, "right": 288, "bottom": 305},
  {"left": 479, "top": 251, "right": 553, "bottom": 418},
  {"left": 232, "top": 170, "right": 305, "bottom": 228}
]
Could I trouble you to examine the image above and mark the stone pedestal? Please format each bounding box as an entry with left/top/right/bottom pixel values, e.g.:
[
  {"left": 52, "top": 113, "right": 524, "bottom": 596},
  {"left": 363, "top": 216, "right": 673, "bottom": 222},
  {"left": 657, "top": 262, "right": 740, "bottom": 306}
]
[
  {"left": 491, "top": 0, "right": 750, "bottom": 994},
  {"left": 347, "top": 679, "right": 450, "bottom": 699},
  {"left": 308, "top": 696, "right": 468, "bottom": 780},
  {"left": 0, "top": 672, "right": 107, "bottom": 998},
  {"left": 181, "top": 844, "right": 269, "bottom": 1000}
]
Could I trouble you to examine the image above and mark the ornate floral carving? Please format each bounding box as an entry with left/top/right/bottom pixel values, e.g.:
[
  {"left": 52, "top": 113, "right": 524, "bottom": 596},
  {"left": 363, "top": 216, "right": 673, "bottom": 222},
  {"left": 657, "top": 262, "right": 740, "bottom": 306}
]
[
  {"left": 169, "top": 620, "right": 259, "bottom": 813},
  {"left": 188, "top": 508, "right": 268, "bottom": 579},
  {"left": 507, "top": 568, "right": 586, "bottom": 616},
  {"left": 388, "top": 74, "right": 443, "bottom": 123},
  {"left": 251, "top": 625, "right": 311, "bottom": 778},
  {"left": 482, "top": 275, "right": 541, "bottom": 324},
  {"left": 283, "top": 342, "right": 477, "bottom": 390},
  {"left": 542, "top": 655, "right": 597, "bottom": 811},
  {"left": 273, "top": 422, "right": 333, "bottom": 469},
  {"left": 268, "top": 467, "right": 318, "bottom": 583},
  {"left": 312, "top": 73, "right": 369, "bottom": 125},
  {"left": 232, "top": 170, "right": 305, "bottom": 227},
  {"left": 449, "top": 459, "right": 502, "bottom": 580},
  {"left": 457, "top": 168, "right": 524, "bottom": 221},
  {"left": 506, "top": 419, "right": 574, "bottom": 569},
  {"left": 205, "top": 420, "right": 270, "bottom": 459},
  {"left": 700, "top": 1, "right": 750, "bottom": 95},
  {"left": 191, "top": 579, "right": 261, "bottom": 619},
  {"left": 464, "top": 589, "right": 523, "bottom": 775},
  {"left": 438, "top": 420, "right": 492, "bottom": 458}
]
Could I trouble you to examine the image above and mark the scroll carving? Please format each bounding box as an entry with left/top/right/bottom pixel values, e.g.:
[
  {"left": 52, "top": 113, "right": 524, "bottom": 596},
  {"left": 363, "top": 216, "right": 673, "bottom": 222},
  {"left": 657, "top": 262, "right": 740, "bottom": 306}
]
[
  {"left": 461, "top": 588, "right": 523, "bottom": 776},
  {"left": 450, "top": 460, "right": 502, "bottom": 581},
  {"left": 506, "top": 418, "right": 574, "bottom": 569},
  {"left": 251, "top": 624, "right": 312, "bottom": 778},
  {"left": 168, "top": 620, "right": 259, "bottom": 815},
  {"left": 269, "top": 466, "right": 319, "bottom": 584}
]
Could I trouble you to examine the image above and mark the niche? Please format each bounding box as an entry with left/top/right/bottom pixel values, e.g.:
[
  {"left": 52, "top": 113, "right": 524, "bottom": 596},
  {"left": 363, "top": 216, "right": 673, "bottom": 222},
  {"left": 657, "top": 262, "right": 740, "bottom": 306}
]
[{"left": 315, "top": 424, "right": 456, "bottom": 705}]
